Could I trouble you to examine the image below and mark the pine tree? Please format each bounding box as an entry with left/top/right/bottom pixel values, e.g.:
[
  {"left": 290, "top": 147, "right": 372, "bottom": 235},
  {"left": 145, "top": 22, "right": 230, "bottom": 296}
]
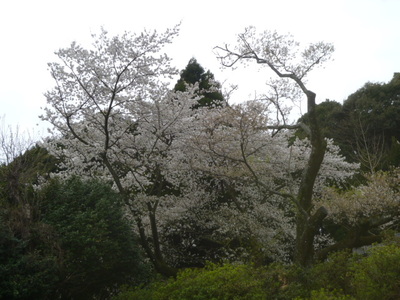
[{"left": 174, "top": 58, "right": 224, "bottom": 108}]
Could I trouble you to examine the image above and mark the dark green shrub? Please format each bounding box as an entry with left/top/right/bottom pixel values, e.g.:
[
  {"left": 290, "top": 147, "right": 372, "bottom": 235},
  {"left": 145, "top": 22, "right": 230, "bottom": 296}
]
[
  {"left": 39, "top": 177, "right": 151, "bottom": 299},
  {"left": 114, "top": 263, "right": 269, "bottom": 300},
  {"left": 261, "top": 263, "right": 309, "bottom": 300},
  {"left": 351, "top": 244, "right": 400, "bottom": 300},
  {"left": 115, "top": 243, "right": 400, "bottom": 300},
  {"left": 114, "top": 262, "right": 313, "bottom": 300},
  {"left": 0, "top": 218, "right": 59, "bottom": 300},
  {"left": 309, "top": 250, "right": 355, "bottom": 294},
  {"left": 296, "top": 288, "right": 355, "bottom": 300}
]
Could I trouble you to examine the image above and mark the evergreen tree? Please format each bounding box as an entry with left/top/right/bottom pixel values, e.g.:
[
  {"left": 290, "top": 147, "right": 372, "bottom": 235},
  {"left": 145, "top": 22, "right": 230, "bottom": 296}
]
[
  {"left": 174, "top": 58, "right": 224, "bottom": 108},
  {"left": 297, "top": 73, "right": 400, "bottom": 171},
  {"left": 341, "top": 74, "right": 400, "bottom": 171},
  {"left": 342, "top": 73, "right": 400, "bottom": 155},
  {"left": 39, "top": 177, "right": 149, "bottom": 299},
  {"left": 0, "top": 147, "right": 149, "bottom": 299}
]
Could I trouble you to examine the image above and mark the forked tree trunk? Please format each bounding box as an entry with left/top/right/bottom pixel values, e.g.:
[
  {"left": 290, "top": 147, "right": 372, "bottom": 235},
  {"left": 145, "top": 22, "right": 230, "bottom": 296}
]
[
  {"left": 102, "top": 154, "right": 177, "bottom": 276},
  {"left": 294, "top": 90, "right": 328, "bottom": 266},
  {"left": 136, "top": 217, "right": 178, "bottom": 277}
]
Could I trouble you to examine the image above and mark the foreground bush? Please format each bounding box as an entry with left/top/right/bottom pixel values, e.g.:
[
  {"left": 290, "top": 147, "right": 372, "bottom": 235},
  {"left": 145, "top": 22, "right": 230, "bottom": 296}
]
[
  {"left": 0, "top": 176, "right": 151, "bottom": 299},
  {"left": 114, "top": 262, "right": 310, "bottom": 300},
  {"left": 296, "top": 288, "right": 355, "bottom": 300},
  {"left": 115, "top": 242, "right": 400, "bottom": 300},
  {"left": 0, "top": 219, "right": 59, "bottom": 299},
  {"left": 115, "top": 263, "right": 269, "bottom": 300},
  {"left": 308, "top": 242, "right": 400, "bottom": 300},
  {"left": 351, "top": 244, "right": 400, "bottom": 300},
  {"left": 39, "top": 177, "right": 151, "bottom": 299},
  {"left": 309, "top": 250, "right": 354, "bottom": 294}
]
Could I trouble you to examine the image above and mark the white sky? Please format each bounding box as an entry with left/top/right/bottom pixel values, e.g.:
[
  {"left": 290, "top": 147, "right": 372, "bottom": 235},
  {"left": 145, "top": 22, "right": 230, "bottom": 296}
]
[{"left": 1, "top": 0, "right": 399, "bottom": 135}]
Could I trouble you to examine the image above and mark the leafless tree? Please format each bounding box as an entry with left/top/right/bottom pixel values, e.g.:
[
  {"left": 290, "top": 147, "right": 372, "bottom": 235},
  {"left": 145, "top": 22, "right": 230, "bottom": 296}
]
[{"left": 0, "top": 116, "right": 36, "bottom": 165}]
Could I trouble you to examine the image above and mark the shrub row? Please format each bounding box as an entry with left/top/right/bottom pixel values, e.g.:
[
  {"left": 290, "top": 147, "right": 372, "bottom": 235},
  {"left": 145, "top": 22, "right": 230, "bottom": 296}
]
[{"left": 115, "top": 242, "right": 400, "bottom": 300}]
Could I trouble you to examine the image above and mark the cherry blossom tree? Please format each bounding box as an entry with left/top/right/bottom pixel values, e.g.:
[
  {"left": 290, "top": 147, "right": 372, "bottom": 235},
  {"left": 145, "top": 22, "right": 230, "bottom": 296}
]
[
  {"left": 41, "top": 26, "right": 203, "bottom": 276},
  {"left": 315, "top": 169, "right": 400, "bottom": 260},
  {"left": 211, "top": 27, "right": 347, "bottom": 266},
  {"left": 170, "top": 98, "right": 358, "bottom": 264}
]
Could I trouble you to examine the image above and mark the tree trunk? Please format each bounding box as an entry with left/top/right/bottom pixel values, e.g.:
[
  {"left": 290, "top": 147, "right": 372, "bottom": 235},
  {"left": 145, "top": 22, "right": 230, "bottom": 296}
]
[
  {"left": 294, "top": 91, "right": 328, "bottom": 266},
  {"left": 102, "top": 155, "right": 177, "bottom": 277},
  {"left": 148, "top": 202, "right": 178, "bottom": 276},
  {"left": 136, "top": 217, "right": 177, "bottom": 277}
]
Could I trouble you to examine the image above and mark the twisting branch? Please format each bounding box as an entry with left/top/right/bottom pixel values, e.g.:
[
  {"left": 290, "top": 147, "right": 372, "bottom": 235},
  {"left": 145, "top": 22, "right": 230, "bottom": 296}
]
[{"left": 214, "top": 27, "right": 334, "bottom": 266}]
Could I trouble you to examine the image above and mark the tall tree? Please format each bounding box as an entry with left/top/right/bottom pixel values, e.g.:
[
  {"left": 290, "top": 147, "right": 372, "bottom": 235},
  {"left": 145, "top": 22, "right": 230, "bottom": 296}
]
[
  {"left": 41, "top": 26, "right": 200, "bottom": 276},
  {"left": 301, "top": 74, "right": 400, "bottom": 172},
  {"left": 174, "top": 58, "right": 224, "bottom": 108},
  {"left": 341, "top": 73, "right": 400, "bottom": 171},
  {"left": 171, "top": 99, "right": 358, "bottom": 264},
  {"left": 213, "top": 27, "right": 336, "bottom": 266}
]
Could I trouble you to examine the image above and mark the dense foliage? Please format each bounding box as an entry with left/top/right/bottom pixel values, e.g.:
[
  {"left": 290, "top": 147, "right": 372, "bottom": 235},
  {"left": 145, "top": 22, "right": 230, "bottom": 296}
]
[
  {"left": 115, "top": 240, "right": 400, "bottom": 300},
  {"left": 299, "top": 73, "right": 400, "bottom": 172},
  {"left": 0, "top": 169, "right": 149, "bottom": 299},
  {"left": 114, "top": 262, "right": 309, "bottom": 300},
  {"left": 0, "top": 216, "right": 59, "bottom": 300},
  {"left": 39, "top": 177, "right": 150, "bottom": 299}
]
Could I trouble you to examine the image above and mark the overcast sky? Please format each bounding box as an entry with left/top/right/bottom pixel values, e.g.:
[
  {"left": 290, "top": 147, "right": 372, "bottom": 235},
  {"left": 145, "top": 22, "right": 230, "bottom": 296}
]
[{"left": 1, "top": 0, "right": 399, "bottom": 135}]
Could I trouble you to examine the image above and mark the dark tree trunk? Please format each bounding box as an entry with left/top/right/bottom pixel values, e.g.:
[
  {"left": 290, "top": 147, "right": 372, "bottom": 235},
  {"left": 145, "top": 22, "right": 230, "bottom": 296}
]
[
  {"left": 294, "top": 91, "right": 328, "bottom": 266},
  {"left": 136, "top": 217, "right": 177, "bottom": 277},
  {"left": 102, "top": 154, "right": 177, "bottom": 277}
]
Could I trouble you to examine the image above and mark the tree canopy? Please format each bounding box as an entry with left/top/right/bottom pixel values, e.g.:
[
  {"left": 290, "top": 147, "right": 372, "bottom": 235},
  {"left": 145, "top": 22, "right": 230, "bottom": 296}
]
[
  {"left": 298, "top": 73, "right": 400, "bottom": 172},
  {"left": 174, "top": 58, "right": 225, "bottom": 108},
  {"left": 341, "top": 73, "right": 400, "bottom": 170},
  {"left": 0, "top": 162, "right": 148, "bottom": 299}
]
